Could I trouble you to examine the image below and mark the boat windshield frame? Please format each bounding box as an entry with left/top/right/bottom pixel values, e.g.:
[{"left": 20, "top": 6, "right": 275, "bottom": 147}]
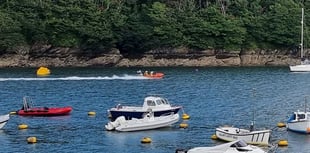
[{"left": 231, "top": 140, "right": 248, "bottom": 148}]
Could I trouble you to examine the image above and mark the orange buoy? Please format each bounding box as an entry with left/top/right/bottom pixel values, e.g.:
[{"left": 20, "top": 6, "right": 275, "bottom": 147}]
[
  {"left": 36, "top": 66, "right": 50, "bottom": 76},
  {"left": 179, "top": 123, "right": 189, "bottom": 129},
  {"left": 182, "top": 113, "right": 190, "bottom": 120},
  {"left": 141, "top": 137, "right": 152, "bottom": 143},
  {"left": 27, "top": 137, "right": 37, "bottom": 143},
  {"left": 88, "top": 111, "right": 96, "bottom": 116},
  {"left": 18, "top": 124, "right": 28, "bottom": 130},
  {"left": 211, "top": 134, "right": 218, "bottom": 140},
  {"left": 278, "top": 139, "right": 288, "bottom": 146},
  {"left": 277, "top": 122, "right": 286, "bottom": 128}
]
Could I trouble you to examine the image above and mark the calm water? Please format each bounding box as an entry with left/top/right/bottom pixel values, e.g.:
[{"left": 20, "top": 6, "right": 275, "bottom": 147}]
[{"left": 0, "top": 67, "right": 309, "bottom": 153}]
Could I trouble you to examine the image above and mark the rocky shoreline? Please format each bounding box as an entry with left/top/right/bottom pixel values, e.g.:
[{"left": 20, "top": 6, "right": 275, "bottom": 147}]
[{"left": 0, "top": 46, "right": 300, "bottom": 67}]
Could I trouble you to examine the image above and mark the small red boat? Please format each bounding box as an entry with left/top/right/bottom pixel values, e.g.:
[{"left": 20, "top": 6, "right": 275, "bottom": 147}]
[
  {"left": 137, "top": 70, "right": 164, "bottom": 79},
  {"left": 16, "top": 96, "right": 72, "bottom": 116}
]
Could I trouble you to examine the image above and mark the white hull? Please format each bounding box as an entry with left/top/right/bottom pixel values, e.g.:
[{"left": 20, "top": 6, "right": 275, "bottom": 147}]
[
  {"left": 0, "top": 114, "right": 10, "bottom": 129},
  {"left": 105, "top": 113, "right": 179, "bottom": 132},
  {"left": 289, "top": 64, "right": 310, "bottom": 72},
  {"left": 215, "top": 127, "right": 271, "bottom": 145},
  {"left": 287, "top": 120, "right": 310, "bottom": 133},
  {"left": 177, "top": 140, "right": 266, "bottom": 153}
]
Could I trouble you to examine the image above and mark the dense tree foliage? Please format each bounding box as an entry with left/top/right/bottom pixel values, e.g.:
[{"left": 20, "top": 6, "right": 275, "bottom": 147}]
[{"left": 0, "top": 0, "right": 308, "bottom": 54}]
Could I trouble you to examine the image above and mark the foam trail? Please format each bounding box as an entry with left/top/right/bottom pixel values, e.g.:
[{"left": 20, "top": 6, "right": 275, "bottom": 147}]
[{"left": 0, "top": 74, "right": 149, "bottom": 81}]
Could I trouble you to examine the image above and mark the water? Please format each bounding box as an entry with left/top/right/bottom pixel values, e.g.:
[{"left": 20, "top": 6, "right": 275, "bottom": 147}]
[{"left": 0, "top": 67, "right": 309, "bottom": 153}]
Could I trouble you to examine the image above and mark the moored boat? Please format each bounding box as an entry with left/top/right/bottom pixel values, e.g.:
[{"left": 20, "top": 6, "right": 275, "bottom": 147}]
[
  {"left": 175, "top": 140, "right": 267, "bottom": 153},
  {"left": 287, "top": 96, "right": 310, "bottom": 134},
  {"left": 215, "top": 126, "right": 271, "bottom": 145},
  {"left": 105, "top": 110, "right": 179, "bottom": 132},
  {"left": 16, "top": 96, "right": 72, "bottom": 116},
  {"left": 107, "top": 95, "right": 182, "bottom": 120},
  {"left": 0, "top": 114, "right": 10, "bottom": 129},
  {"left": 289, "top": 8, "right": 310, "bottom": 72}
]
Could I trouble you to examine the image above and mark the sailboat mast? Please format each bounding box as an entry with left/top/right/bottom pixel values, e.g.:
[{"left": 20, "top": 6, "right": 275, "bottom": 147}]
[{"left": 301, "top": 8, "right": 304, "bottom": 59}]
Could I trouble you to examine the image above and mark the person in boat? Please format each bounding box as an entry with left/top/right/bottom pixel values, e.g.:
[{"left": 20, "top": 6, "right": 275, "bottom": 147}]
[
  {"left": 137, "top": 70, "right": 143, "bottom": 76},
  {"left": 150, "top": 71, "right": 154, "bottom": 76},
  {"left": 144, "top": 71, "right": 148, "bottom": 76}
]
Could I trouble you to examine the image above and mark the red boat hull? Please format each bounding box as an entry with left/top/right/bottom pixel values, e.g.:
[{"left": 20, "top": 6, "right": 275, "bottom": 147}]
[
  {"left": 143, "top": 72, "right": 164, "bottom": 79},
  {"left": 17, "top": 106, "right": 72, "bottom": 116}
]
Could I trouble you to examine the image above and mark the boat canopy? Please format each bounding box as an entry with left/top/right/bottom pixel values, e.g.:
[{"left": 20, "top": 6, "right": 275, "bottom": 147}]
[{"left": 143, "top": 96, "right": 171, "bottom": 108}]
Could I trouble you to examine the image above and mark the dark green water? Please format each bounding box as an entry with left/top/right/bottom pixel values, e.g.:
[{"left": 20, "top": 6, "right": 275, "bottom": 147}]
[{"left": 0, "top": 66, "right": 308, "bottom": 153}]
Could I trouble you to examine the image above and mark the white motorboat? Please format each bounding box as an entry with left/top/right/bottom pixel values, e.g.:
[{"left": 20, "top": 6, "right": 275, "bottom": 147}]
[
  {"left": 289, "top": 8, "right": 310, "bottom": 72},
  {"left": 216, "top": 90, "right": 271, "bottom": 145},
  {"left": 107, "top": 95, "right": 181, "bottom": 120},
  {"left": 215, "top": 126, "right": 271, "bottom": 145},
  {"left": 105, "top": 110, "right": 179, "bottom": 132},
  {"left": 175, "top": 140, "right": 267, "bottom": 153},
  {"left": 287, "top": 96, "right": 310, "bottom": 133},
  {"left": 0, "top": 114, "right": 10, "bottom": 129}
]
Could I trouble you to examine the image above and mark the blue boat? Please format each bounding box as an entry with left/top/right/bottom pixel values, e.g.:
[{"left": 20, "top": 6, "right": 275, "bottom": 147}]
[{"left": 107, "top": 95, "right": 182, "bottom": 120}]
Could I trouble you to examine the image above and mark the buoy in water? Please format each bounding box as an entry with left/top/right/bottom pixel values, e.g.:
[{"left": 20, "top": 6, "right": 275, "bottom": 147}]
[
  {"left": 182, "top": 113, "right": 190, "bottom": 120},
  {"left": 277, "top": 122, "right": 286, "bottom": 128},
  {"left": 9, "top": 111, "right": 16, "bottom": 115},
  {"left": 18, "top": 124, "right": 28, "bottom": 129},
  {"left": 141, "top": 137, "right": 152, "bottom": 143},
  {"left": 278, "top": 139, "right": 288, "bottom": 146},
  {"left": 88, "top": 111, "right": 96, "bottom": 116},
  {"left": 27, "top": 137, "right": 37, "bottom": 143},
  {"left": 36, "top": 66, "right": 50, "bottom": 76},
  {"left": 211, "top": 134, "right": 218, "bottom": 140},
  {"left": 179, "top": 123, "right": 188, "bottom": 128}
]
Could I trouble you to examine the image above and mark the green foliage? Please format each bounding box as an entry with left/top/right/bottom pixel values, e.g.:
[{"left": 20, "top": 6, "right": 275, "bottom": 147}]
[{"left": 0, "top": 0, "right": 307, "bottom": 54}]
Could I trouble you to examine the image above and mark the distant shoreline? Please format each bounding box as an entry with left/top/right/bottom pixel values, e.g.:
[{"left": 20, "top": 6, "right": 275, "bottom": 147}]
[{"left": 0, "top": 52, "right": 298, "bottom": 68}]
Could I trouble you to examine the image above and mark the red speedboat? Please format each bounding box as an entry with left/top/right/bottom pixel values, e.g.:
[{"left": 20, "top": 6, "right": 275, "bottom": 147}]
[
  {"left": 137, "top": 70, "right": 164, "bottom": 79},
  {"left": 16, "top": 96, "right": 72, "bottom": 116}
]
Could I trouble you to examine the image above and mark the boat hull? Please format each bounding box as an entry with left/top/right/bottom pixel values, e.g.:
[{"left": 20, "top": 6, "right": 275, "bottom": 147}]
[
  {"left": 289, "top": 65, "right": 310, "bottom": 72},
  {"left": 17, "top": 106, "right": 72, "bottom": 116},
  {"left": 106, "top": 113, "right": 179, "bottom": 132},
  {"left": 143, "top": 72, "right": 164, "bottom": 79},
  {"left": 215, "top": 127, "right": 271, "bottom": 145},
  {"left": 0, "top": 114, "right": 9, "bottom": 129},
  {"left": 109, "top": 107, "right": 181, "bottom": 120}
]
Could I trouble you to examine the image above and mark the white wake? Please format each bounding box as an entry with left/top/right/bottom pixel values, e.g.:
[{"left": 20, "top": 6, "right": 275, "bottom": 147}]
[{"left": 0, "top": 74, "right": 149, "bottom": 81}]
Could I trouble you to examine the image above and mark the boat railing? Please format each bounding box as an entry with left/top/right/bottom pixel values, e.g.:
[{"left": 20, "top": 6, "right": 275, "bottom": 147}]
[{"left": 22, "top": 96, "right": 34, "bottom": 111}]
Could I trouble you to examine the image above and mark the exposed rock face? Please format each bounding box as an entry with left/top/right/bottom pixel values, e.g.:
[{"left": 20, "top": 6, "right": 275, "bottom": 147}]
[{"left": 0, "top": 46, "right": 300, "bottom": 67}]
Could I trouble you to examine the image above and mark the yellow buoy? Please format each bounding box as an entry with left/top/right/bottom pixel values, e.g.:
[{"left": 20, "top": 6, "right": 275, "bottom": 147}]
[
  {"left": 36, "top": 66, "right": 50, "bottom": 76},
  {"left": 27, "top": 137, "right": 37, "bottom": 143},
  {"left": 277, "top": 122, "right": 286, "bottom": 128},
  {"left": 278, "top": 139, "right": 288, "bottom": 146},
  {"left": 18, "top": 124, "right": 28, "bottom": 130},
  {"left": 9, "top": 111, "right": 16, "bottom": 115},
  {"left": 141, "top": 137, "right": 152, "bottom": 143},
  {"left": 182, "top": 113, "right": 190, "bottom": 120},
  {"left": 179, "top": 123, "right": 189, "bottom": 129},
  {"left": 211, "top": 134, "right": 218, "bottom": 140},
  {"left": 88, "top": 111, "right": 96, "bottom": 116}
]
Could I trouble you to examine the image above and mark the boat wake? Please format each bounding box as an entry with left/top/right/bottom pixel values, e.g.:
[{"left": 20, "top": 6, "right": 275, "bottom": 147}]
[{"left": 0, "top": 74, "right": 149, "bottom": 81}]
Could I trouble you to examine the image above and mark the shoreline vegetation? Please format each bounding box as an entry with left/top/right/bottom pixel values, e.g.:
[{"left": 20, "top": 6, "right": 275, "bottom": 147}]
[{"left": 0, "top": 1, "right": 308, "bottom": 67}]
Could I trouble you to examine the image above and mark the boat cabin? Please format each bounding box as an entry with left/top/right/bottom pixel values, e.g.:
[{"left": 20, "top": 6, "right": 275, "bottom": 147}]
[
  {"left": 290, "top": 111, "right": 310, "bottom": 122},
  {"left": 142, "top": 96, "right": 171, "bottom": 109}
]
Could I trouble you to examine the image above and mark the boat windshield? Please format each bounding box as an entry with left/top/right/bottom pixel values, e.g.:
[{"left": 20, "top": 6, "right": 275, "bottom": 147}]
[
  {"left": 147, "top": 100, "right": 156, "bottom": 106},
  {"left": 231, "top": 140, "right": 248, "bottom": 148},
  {"left": 297, "top": 113, "right": 306, "bottom": 120},
  {"left": 162, "top": 98, "right": 170, "bottom": 105}
]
